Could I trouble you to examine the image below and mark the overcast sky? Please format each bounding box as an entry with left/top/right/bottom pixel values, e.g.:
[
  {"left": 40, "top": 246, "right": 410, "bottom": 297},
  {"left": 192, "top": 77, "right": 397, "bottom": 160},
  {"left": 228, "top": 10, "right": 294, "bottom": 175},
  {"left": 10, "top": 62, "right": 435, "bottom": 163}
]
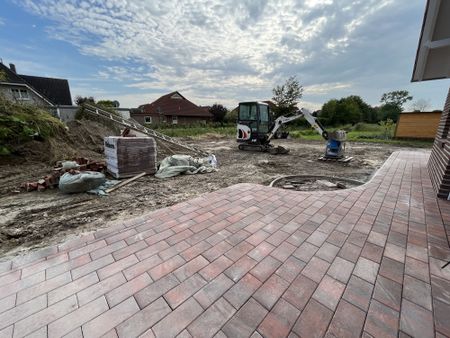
[{"left": 1, "top": 0, "right": 449, "bottom": 110}]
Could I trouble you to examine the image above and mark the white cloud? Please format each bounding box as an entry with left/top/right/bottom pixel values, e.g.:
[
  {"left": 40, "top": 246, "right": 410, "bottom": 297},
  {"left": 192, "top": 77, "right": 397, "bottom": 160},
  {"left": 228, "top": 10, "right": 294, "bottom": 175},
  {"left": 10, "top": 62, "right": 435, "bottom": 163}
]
[
  {"left": 15, "top": 0, "right": 422, "bottom": 108},
  {"left": 305, "top": 82, "right": 352, "bottom": 95}
]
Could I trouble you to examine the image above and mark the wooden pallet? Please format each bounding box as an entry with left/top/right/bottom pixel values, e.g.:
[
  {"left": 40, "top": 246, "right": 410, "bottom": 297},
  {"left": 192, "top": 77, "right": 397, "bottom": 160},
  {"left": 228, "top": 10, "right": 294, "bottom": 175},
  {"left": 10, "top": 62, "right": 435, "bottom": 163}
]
[{"left": 318, "top": 156, "right": 353, "bottom": 163}]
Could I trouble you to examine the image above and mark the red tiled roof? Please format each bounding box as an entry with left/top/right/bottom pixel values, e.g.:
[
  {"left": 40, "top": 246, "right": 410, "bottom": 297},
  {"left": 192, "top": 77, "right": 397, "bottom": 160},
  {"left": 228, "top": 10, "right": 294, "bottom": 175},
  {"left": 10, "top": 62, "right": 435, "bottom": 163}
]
[{"left": 139, "top": 91, "right": 212, "bottom": 117}]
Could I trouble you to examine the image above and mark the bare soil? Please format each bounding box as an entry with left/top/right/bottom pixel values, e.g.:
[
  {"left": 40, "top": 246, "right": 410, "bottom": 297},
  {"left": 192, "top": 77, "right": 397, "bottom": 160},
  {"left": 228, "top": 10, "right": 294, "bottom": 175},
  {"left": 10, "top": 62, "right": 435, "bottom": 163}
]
[{"left": 0, "top": 124, "right": 428, "bottom": 259}]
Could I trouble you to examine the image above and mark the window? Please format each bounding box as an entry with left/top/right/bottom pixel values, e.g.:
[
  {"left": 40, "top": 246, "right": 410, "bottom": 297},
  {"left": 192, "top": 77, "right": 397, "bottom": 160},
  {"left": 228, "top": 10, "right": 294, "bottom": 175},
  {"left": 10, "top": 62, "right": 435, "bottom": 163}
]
[
  {"left": 172, "top": 115, "right": 178, "bottom": 125},
  {"left": 11, "top": 88, "right": 30, "bottom": 100},
  {"left": 259, "top": 105, "right": 269, "bottom": 122},
  {"left": 259, "top": 104, "right": 269, "bottom": 133},
  {"left": 239, "top": 103, "right": 258, "bottom": 120},
  {"left": 162, "top": 116, "right": 167, "bottom": 123},
  {"left": 144, "top": 116, "right": 152, "bottom": 124}
]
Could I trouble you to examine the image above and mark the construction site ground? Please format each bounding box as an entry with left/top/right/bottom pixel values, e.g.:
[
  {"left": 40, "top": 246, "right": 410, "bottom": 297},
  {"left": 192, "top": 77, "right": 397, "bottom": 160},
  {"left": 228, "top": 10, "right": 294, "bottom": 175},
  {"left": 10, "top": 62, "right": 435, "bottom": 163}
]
[{"left": 0, "top": 126, "right": 429, "bottom": 259}]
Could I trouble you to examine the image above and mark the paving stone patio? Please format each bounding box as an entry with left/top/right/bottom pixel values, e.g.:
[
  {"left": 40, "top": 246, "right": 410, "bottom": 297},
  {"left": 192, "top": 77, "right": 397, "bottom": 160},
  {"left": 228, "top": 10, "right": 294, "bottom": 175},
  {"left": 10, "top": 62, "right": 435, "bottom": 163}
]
[{"left": 1, "top": 150, "right": 450, "bottom": 338}]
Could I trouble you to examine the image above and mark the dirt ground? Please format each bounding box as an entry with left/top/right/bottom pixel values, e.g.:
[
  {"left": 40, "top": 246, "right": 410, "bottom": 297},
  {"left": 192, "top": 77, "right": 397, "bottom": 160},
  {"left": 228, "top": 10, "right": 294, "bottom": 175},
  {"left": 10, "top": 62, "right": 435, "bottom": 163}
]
[{"left": 0, "top": 127, "right": 429, "bottom": 259}]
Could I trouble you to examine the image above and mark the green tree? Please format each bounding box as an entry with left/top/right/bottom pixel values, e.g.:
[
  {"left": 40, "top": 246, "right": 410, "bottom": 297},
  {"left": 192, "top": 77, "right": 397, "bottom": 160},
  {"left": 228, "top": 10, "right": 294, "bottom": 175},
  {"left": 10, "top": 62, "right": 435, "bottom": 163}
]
[
  {"left": 320, "top": 99, "right": 338, "bottom": 125},
  {"left": 75, "top": 96, "right": 95, "bottom": 106},
  {"left": 346, "top": 95, "right": 377, "bottom": 123},
  {"left": 380, "top": 90, "right": 412, "bottom": 111},
  {"left": 209, "top": 104, "right": 228, "bottom": 123},
  {"left": 272, "top": 76, "right": 304, "bottom": 117},
  {"left": 97, "top": 100, "right": 120, "bottom": 108},
  {"left": 320, "top": 96, "right": 363, "bottom": 126},
  {"left": 379, "top": 103, "right": 402, "bottom": 122},
  {"left": 225, "top": 108, "right": 238, "bottom": 123}
]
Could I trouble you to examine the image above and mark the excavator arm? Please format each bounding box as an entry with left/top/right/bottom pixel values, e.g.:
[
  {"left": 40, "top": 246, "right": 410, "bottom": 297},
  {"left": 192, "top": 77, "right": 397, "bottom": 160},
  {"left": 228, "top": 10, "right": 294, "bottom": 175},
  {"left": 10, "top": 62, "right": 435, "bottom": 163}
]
[{"left": 267, "top": 108, "right": 329, "bottom": 141}]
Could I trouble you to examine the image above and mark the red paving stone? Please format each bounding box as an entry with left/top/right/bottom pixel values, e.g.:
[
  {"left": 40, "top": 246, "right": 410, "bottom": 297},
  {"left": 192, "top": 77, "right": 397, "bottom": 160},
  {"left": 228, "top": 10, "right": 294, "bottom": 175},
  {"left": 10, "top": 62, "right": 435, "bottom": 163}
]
[{"left": 0, "top": 151, "right": 449, "bottom": 337}]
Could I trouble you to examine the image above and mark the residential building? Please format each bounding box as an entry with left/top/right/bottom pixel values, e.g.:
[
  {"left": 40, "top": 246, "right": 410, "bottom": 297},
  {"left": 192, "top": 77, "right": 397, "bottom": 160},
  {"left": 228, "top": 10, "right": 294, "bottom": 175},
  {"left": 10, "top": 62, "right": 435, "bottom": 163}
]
[
  {"left": 412, "top": 0, "right": 450, "bottom": 198},
  {"left": 0, "top": 61, "right": 72, "bottom": 106},
  {"left": 132, "top": 91, "right": 212, "bottom": 125}
]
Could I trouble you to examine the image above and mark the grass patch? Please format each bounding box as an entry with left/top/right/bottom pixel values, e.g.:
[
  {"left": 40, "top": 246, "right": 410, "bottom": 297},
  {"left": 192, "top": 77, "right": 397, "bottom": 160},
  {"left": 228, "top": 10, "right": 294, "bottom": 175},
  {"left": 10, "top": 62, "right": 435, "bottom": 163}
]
[
  {"left": 146, "top": 122, "right": 432, "bottom": 148},
  {"left": 153, "top": 125, "right": 236, "bottom": 138},
  {"left": 288, "top": 123, "right": 433, "bottom": 147}
]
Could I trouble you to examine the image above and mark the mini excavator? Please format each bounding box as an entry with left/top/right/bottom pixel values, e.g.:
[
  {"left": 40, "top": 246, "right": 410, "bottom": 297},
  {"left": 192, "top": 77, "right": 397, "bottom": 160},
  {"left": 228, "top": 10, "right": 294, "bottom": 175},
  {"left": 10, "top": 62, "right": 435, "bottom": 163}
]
[{"left": 236, "top": 101, "right": 347, "bottom": 158}]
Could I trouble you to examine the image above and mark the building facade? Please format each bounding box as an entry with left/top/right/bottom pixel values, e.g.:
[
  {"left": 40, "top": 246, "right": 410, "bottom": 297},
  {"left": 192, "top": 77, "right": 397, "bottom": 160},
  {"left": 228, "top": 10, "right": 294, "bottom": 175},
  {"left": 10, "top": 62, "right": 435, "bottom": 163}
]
[
  {"left": 0, "top": 61, "right": 72, "bottom": 106},
  {"left": 132, "top": 91, "right": 212, "bottom": 126}
]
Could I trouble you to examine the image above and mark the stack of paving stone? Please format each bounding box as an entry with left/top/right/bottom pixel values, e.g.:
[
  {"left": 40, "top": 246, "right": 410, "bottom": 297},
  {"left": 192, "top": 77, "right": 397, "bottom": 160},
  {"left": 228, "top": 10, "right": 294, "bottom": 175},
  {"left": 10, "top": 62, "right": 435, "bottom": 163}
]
[{"left": 104, "top": 136, "right": 157, "bottom": 178}]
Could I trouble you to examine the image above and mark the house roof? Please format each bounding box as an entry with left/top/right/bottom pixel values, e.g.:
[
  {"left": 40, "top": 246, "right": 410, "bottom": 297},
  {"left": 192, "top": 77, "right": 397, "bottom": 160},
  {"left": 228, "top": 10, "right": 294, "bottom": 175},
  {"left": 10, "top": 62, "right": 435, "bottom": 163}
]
[
  {"left": 0, "top": 62, "right": 27, "bottom": 84},
  {"left": 139, "top": 91, "right": 212, "bottom": 117},
  {"left": 412, "top": 0, "right": 450, "bottom": 81},
  {"left": 20, "top": 75, "right": 72, "bottom": 105},
  {"left": 0, "top": 62, "right": 72, "bottom": 105}
]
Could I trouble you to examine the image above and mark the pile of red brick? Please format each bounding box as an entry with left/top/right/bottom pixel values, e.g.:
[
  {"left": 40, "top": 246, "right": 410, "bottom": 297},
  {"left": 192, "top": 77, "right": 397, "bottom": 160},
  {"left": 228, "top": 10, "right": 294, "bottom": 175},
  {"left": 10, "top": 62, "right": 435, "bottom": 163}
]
[{"left": 21, "top": 158, "right": 106, "bottom": 192}]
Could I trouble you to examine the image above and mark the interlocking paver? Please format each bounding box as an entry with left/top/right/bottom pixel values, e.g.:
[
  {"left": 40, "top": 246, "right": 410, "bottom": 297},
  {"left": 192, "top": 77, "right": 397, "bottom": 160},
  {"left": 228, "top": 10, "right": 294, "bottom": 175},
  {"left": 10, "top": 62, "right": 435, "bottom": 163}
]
[
  {"left": 312, "top": 275, "right": 346, "bottom": 310},
  {"left": 400, "top": 299, "right": 434, "bottom": 338},
  {"left": 164, "top": 273, "right": 207, "bottom": 309},
  {"left": 48, "top": 296, "right": 109, "bottom": 337},
  {"left": 224, "top": 255, "right": 257, "bottom": 282},
  {"left": 364, "top": 299, "right": 399, "bottom": 337},
  {"left": 251, "top": 256, "right": 282, "bottom": 282},
  {"left": 152, "top": 298, "right": 203, "bottom": 338},
  {"left": 106, "top": 272, "right": 152, "bottom": 307},
  {"left": 293, "top": 299, "right": 333, "bottom": 338},
  {"left": 379, "top": 256, "right": 404, "bottom": 284},
  {"left": 434, "top": 298, "right": 450, "bottom": 337},
  {"left": 222, "top": 298, "right": 268, "bottom": 338},
  {"left": 353, "top": 257, "right": 379, "bottom": 284},
  {"left": 187, "top": 298, "right": 236, "bottom": 338},
  {"left": 0, "top": 294, "right": 47, "bottom": 331},
  {"left": 372, "top": 275, "right": 402, "bottom": 311},
  {"left": 282, "top": 274, "right": 317, "bottom": 311},
  {"left": 326, "top": 299, "right": 366, "bottom": 338},
  {"left": 199, "top": 255, "right": 233, "bottom": 282},
  {"left": 257, "top": 298, "right": 300, "bottom": 338},
  {"left": 301, "top": 256, "right": 330, "bottom": 283},
  {"left": 135, "top": 273, "right": 179, "bottom": 309},
  {"left": 14, "top": 295, "right": 78, "bottom": 338},
  {"left": 17, "top": 270, "right": 72, "bottom": 305},
  {"left": 77, "top": 272, "right": 126, "bottom": 306},
  {"left": 0, "top": 294, "right": 16, "bottom": 315},
  {"left": 275, "top": 256, "right": 305, "bottom": 283},
  {"left": 48, "top": 271, "right": 98, "bottom": 305},
  {"left": 82, "top": 296, "right": 139, "bottom": 338},
  {"left": 194, "top": 273, "right": 234, "bottom": 309},
  {"left": 402, "top": 275, "right": 432, "bottom": 310},
  {"left": 342, "top": 275, "right": 374, "bottom": 311},
  {"left": 0, "top": 151, "right": 447, "bottom": 337},
  {"left": 253, "top": 274, "right": 290, "bottom": 310},
  {"left": 115, "top": 297, "right": 171, "bottom": 338},
  {"left": 224, "top": 273, "right": 261, "bottom": 309},
  {"left": 327, "top": 256, "right": 354, "bottom": 283}
]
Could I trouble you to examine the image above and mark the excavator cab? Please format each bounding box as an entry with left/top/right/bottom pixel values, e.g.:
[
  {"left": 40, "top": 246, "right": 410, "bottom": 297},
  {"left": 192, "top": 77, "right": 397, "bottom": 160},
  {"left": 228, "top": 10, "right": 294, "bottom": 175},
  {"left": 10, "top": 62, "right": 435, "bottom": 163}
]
[{"left": 237, "top": 102, "right": 272, "bottom": 151}]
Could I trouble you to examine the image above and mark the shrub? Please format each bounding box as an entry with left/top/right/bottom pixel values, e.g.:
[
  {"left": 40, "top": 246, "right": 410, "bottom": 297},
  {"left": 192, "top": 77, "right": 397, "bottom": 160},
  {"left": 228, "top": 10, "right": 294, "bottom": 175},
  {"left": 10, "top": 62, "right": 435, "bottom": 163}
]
[{"left": 0, "top": 95, "right": 66, "bottom": 154}]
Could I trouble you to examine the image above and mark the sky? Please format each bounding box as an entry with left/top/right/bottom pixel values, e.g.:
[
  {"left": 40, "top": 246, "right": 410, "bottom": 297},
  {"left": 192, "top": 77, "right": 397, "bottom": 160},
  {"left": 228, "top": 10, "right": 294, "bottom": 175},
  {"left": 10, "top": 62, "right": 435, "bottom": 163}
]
[{"left": 0, "top": 0, "right": 449, "bottom": 111}]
